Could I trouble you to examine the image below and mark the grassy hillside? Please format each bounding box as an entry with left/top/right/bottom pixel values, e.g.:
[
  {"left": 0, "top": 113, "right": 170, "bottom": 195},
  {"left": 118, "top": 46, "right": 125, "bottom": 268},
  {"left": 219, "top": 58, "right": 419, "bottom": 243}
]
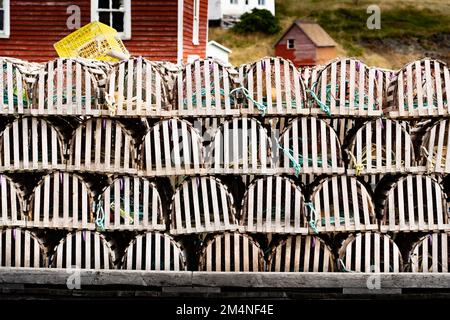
[{"left": 209, "top": 0, "right": 450, "bottom": 69}]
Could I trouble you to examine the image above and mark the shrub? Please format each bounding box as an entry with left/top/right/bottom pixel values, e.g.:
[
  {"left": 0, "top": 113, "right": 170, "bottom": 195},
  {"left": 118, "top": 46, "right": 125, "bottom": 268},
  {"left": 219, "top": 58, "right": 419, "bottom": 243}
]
[{"left": 233, "top": 9, "right": 281, "bottom": 35}]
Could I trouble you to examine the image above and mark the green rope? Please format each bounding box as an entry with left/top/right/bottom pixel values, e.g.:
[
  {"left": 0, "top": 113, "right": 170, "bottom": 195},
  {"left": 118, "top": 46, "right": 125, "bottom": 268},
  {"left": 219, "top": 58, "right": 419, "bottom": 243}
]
[
  {"left": 230, "top": 87, "right": 268, "bottom": 116},
  {"left": 276, "top": 141, "right": 301, "bottom": 177},
  {"left": 183, "top": 86, "right": 229, "bottom": 108},
  {"left": 305, "top": 202, "right": 319, "bottom": 234},
  {"left": 306, "top": 89, "right": 331, "bottom": 116},
  {"left": 94, "top": 200, "right": 105, "bottom": 231},
  {"left": 338, "top": 258, "right": 352, "bottom": 273}
]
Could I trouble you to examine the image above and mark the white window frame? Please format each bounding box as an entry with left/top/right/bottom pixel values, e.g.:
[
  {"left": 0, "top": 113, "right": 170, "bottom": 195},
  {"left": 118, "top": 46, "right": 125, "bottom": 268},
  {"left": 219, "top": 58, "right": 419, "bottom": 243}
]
[
  {"left": 287, "top": 39, "right": 295, "bottom": 49},
  {"left": 0, "top": 0, "right": 10, "bottom": 39},
  {"left": 192, "top": 0, "right": 200, "bottom": 45},
  {"left": 258, "top": 0, "right": 265, "bottom": 5},
  {"left": 91, "top": 0, "right": 131, "bottom": 40},
  {"left": 230, "top": 0, "right": 238, "bottom": 4}
]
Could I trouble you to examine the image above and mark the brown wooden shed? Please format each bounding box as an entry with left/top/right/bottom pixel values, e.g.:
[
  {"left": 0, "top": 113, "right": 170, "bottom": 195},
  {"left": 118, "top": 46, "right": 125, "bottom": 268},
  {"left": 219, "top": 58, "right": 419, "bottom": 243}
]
[{"left": 274, "top": 20, "right": 337, "bottom": 67}]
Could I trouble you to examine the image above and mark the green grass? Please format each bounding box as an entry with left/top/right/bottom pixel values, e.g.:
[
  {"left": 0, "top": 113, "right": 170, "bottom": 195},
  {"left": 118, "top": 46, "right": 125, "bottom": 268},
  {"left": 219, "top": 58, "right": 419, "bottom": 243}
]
[{"left": 209, "top": 0, "right": 450, "bottom": 68}]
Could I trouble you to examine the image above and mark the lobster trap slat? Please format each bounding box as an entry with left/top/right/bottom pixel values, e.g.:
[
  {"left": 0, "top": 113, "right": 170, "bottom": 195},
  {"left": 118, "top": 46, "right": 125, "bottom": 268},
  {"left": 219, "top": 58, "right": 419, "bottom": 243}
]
[
  {"left": 28, "top": 172, "right": 94, "bottom": 230},
  {"left": 170, "top": 176, "right": 238, "bottom": 235},
  {"left": 379, "top": 175, "right": 449, "bottom": 233},
  {"left": 0, "top": 57, "right": 30, "bottom": 114},
  {"left": 409, "top": 232, "right": 449, "bottom": 272},
  {"left": 32, "top": 58, "right": 107, "bottom": 115},
  {"left": 311, "top": 176, "right": 378, "bottom": 233},
  {"left": 240, "top": 57, "right": 307, "bottom": 116},
  {"left": 198, "top": 232, "right": 264, "bottom": 272},
  {"left": 338, "top": 232, "right": 403, "bottom": 272},
  {"left": 49, "top": 230, "right": 116, "bottom": 269},
  {"left": 207, "top": 117, "right": 272, "bottom": 174},
  {"left": 267, "top": 235, "right": 334, "bottom": 272},
  {"left": 240, "top": 176, "right": 308, "bottom": 234},
  {"left": 420, "top": 119, "right": 450, "bottom": 173},
  {"left": 69, "top": 118, "right": 136, "bottom": 174},
  {"left": 385, "top": 58, "right": 449, "bottom": 118},
  {"left": 0, "top": 175, "right": 25, "bottom": 227},
  {"left": 347, "top": 119, "right": 415, "bottom": 174},
  {"left": 311, "top": 58, "right": 382, "bottom": 117},
  {"left": 121, "top": 232, "right": 186, "bottom": 271},
  {"left": 98, "top": 176, "right": 165, "bottom": 231},
  {"left": 0, "top": 117, "right": 65, "bottom": 171},
  {"left": 141, "top": 118, "right": 204, "bottom": 176},
  {"left": 278, "top": 117, "right": 344, "bottom": 175},
  {"left": 0, "top": 228, "right": 46, "bottom": 267},
  {"left": 106, "top": 57, "right": 170, "bottom": 116},
  {"left": 174, "top": 58, "right": 239, "bottom": 116}
]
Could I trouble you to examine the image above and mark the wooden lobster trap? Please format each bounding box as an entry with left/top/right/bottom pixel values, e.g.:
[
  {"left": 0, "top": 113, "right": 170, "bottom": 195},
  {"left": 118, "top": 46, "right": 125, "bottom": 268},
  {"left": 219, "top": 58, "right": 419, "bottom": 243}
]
[
  {"left": 106, "top": 57, "right": 171, "bottom": 116},
  {"left": 207, "top": 117, "right": 272, "bottom": 174},
  {"left": 300, "top": 65, "right": 324, "bottom": 92},
  {"left": 69, "top": 118, "right": 137, "bottom": 174},
  {"left": 140, "top": 118, "right": 204, "bottom": 176},
  {"left": 385, "top": 58, "right": 450, "bottom": 118},
  {"left": 198, "top": 232, "right": 265, "bottom": 272},
  {"left": 346, "top": 119, "right": 415, "bottom": 174},
  {"left": 0, "top": 228, "right": 46, "bottom": 268},
  {"left": 173, "top": 58, "right": 239, "bottom": 116},
  {"left": 277, "top": 117, "right": 345, "bottom": 175},
  {"left": 409, "top": 232, "right": 449, "bottom": 272},
  {"left": 28, "top": 172, "right": 95, "bottom": 230},
  {"left": 310, "top": 58, "right": 382, "bottom": 117},
  {"left": 267, "top": 235, "right": 335, "bottom": 272},
  {"left": 32, "top": 58, "right": 107, "bottom": 115},
  {"left": 121, "top": 232, "right": 187, "bottom": 271},
  {"left": 97, "top": 176, "right": 165, "bottom": 231},
  {"left": 378, "top": 175, "right": 450, "bottom": 233},
  {"left": 169, "top": 176, "right": 238, "bottom": 235},
  {"left": 239, "top": 57, "right": 307, "bottom": 116},
  {"left": 240, "top": 176, "right": 308, "bottom": 234},
  {"left": 0, "top": 57, "right": 30, "bottom": 114},
  {"left": 338, "top": 232, "right": 403, "bottom": 272},
  {"left": 0, "top": 117, "right": 65, "bottom": 171},
  {"left": 49, "top": 230, "right": 116, "bottom": 269},
  {"left": 0, "top": 175, "right": 26, "bottom": 227},
  {"left": 310, "top": 176, "right": 378, "bottom": 233},
  {"left": 419, "top": 119, "right": 450, "bottom": 173},
  {"left": 325, "top": 117, "right": 356, "bottom": 146}
]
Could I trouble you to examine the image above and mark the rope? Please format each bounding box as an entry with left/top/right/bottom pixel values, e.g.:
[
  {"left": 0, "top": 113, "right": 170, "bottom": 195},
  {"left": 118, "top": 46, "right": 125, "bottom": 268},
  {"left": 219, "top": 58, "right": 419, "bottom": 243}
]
[
  {"left": 230, "top": 87, "right": 267, "bottom": 116},
  {"left": 276, "top": 141, "right": 301, "bottom": 177},
  {"left": 305, "top": 202, "right": 319, "bottom": 234},
  {"left": 306, "top": 89, "right": 331, "bottom": 116},
  {"left": 338, "top": 258, "right": 353, "bottom": 273},
  {"left": 94, "top": 200, "right": 105, "bottom": 231}
]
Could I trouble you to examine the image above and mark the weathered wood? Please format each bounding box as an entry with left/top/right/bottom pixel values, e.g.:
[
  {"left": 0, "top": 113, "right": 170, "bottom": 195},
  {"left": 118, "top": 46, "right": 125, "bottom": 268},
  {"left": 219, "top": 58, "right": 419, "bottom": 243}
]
[
  {"left": 69, "top": 118, "right": 136, "bottom": 174},
  {"left": 0, "top": 57, "right": 30, "bottom": 114},
  {"left": 379, "top": 175, "right": 449, "bottom": 233},
  {"left": 0, "top": 228, "right": 45, "bottom": 268},
  {"left": 207, "top": 117, "right": 272, "bottom": 174},
  {"left": 277, "top": 117, "right": 344, "bottom": 175},
  {"left": 32, "top": 58, "right": 107, "bottom": 115},
  {"left": 339, "top": 232, "right": 402, "bottom": 272},
  {"left": 240, "top": 57, "right": 307, "bottom": 116},
  {"left": 198, "top": 232, "right": 265, "bottom": 272},
  {"left": 311, "top": 176, "right": 378, "bottom": 233},
  {"left": 28, "top": 172, "right": 94, "bottom": 230},
  {"left": 385, "top": 58, "right": 449, "bottom": 118},
  {"left": 312, "top": 58, "right": 382, "bottom": 117},
  {"left": 268, "top": 235, "right": 334, "bottom": 272},
  {"left": 169, "top": 176, "right": 237, "bottom": 235},
  {"left": 410, "top": 232, "right": 449, "bottom": 272},
  {"left": 347, "top": 119, "right": 415, "bottom": 174},
  {"left": 0, "top": 175, "right": 26, "bottom": 227},
  {"left": 0, "top": 117, "right": 65, "bottom": 171},
  {"left": 106, "top": 57, "right": 171, "bottom": 116},
  {"left": 141, "top": 118, "right": 204, "bottom": 176},
  {"left": 173, "top": 58, "right": 239, "bottom": 116},
  {"left": 98, "top": 176, "right": 165, "bottom": 231},
  {"left": 240, "top": 175, "right": 308, "bottom": 234},
  {"left": 49, "top": 230, "right": 115, "bottom": 269},
  {"left": 121, "top": 232, "right": 186, "bottom": 271}
]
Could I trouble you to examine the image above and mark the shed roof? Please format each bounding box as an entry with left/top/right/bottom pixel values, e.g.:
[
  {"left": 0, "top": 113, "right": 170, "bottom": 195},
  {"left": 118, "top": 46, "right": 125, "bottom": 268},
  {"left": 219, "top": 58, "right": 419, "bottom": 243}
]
[{"left": 275, "top": 20, "right": 337, "bottom": 47}]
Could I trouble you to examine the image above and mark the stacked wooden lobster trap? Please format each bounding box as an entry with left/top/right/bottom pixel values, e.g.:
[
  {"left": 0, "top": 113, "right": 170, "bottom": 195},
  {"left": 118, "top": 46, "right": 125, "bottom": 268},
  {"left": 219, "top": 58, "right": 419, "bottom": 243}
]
[{"left": 0, "top": 54, "right": 449, "bottom": 274}]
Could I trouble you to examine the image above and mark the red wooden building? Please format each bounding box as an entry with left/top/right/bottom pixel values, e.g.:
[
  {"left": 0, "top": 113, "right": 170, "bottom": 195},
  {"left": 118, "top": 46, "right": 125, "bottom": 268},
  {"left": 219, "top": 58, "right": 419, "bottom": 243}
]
[
  {"left": 274, "top": 20, "right": 337, "bottom": 67},
  {"left": 0, "top": 0, "right": 208, "bottom": 63}
]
